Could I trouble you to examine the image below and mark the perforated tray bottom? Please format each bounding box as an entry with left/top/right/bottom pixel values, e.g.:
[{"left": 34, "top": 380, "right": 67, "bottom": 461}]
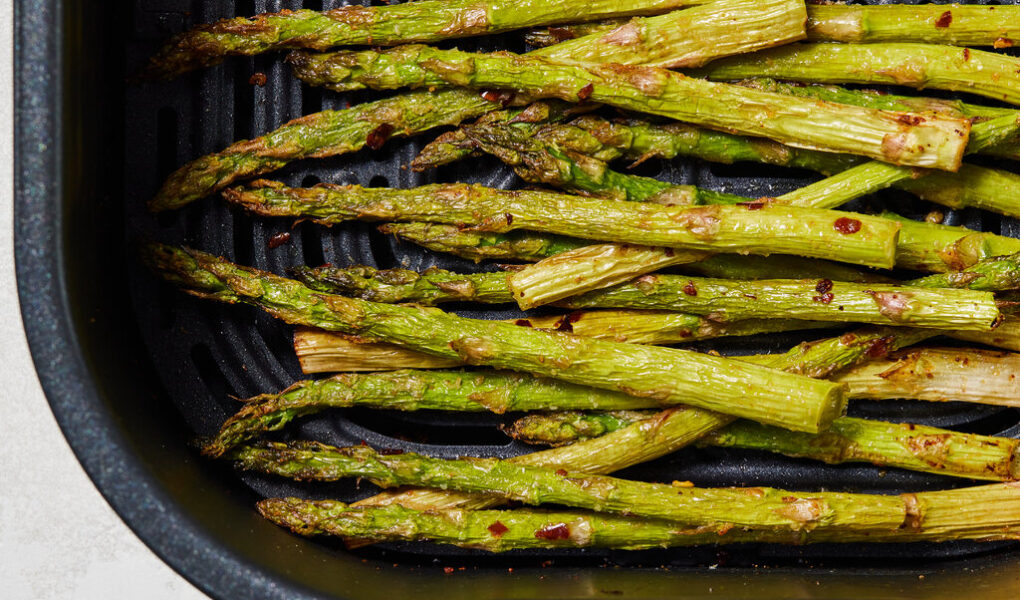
[{"left": 126, "top": 0, "right": 1020, "bottom": 567}]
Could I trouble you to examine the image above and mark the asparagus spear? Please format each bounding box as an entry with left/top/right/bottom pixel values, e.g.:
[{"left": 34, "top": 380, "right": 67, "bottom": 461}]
[
  {"left": 355, "top": 324, "right": 935, "bottom": 512},
  {"left": 145, "top": 244, "right": 847, "bottom": 432},
  {"left": 525, "top": 5, "right": 1020, "bottom": 48},
  {"left": 505, "top": 411, "right": 1020, "bottom": 482},
  {"left": 149, "top": 0, "right": 804, "bottom": 210},
  {"left": 226, "top": 181, "right": 901, "bottom": 269},
  {"left": 952, "top": 315, "right": 1020, "bottom": 352},
  {"left": 140, "top": 0, "right": 697, "bottom": 79},
  {"left": 150, "top": 89, "right": 502, "bottom": 212},
  {"left": 885, "top": 212, "right": 1020, "bottom": 273},
  {"left": 379, "top": 213, "right": 1020, "bottom": 275},
  {"left": 379, "top": 222, "right": 586, "bottom": 263},
  {"left": 693, "top": 43, "right": 1020, "bottom": 106},
  {"left": 294, "top": 331, "right": 461, "bottom": 372},
  {"left": 202, "top": 372, "right": 663, "bottom": 457},
  {"left": 232, "top": 441, "right": 914, "bottom": 533},
  {"left": 293, "top": 261, "right": 1005, "bottom": 331},
  {"left": 292, "top": 49, "right": 972, "bottom": 170},
  {"left": 261, "top": 485, "right": 1020, "bottom": 550},
  {"left": 555, "top": 275, "right": 999, "bottom": 331},
  {"left": 289, "top": 45, "right": 972, "bottom": 171},
  {"left": 528, "top": 0, "right": 806, "bottom": 69},
  {"left": 833, "top": 347, "right": 1020, "bottom": 408},
  {"left": 293, "top": 315, "right": 841, "bottom": 373},
  {"left": 447, "top": 115, "right": 1020, "bottom": 218}
]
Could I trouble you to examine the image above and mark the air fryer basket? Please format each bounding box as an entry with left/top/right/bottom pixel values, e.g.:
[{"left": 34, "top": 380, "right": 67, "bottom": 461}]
[{"left": 15, "top": 0, "right": 1020, "bottom": 598}]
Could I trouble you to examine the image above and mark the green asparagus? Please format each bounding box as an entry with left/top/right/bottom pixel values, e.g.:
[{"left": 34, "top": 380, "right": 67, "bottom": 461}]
[
  {"left": 353, "top": 323, "right": 936, "bottom": 512},
  {"left": 446, "top": 114, "right": 1020, "bottom": 217},
  {"left": 226, "top": 181, "right": 902, "bottom": 269},
  {"left": 525, "top": 4, "right": 1020, "bottom": 48},
  {"left": 232, "top": 441, "right": 913, "bottom": 533},
  {"left": 261, "top": 485, "right": 1020, "bottom": 549},
  {"left": 528, "top": 0, "right": 806, "bottom": 69},
  {"left": 289, "top": 45, "right": 971, "bottom": 171},
  {"left": 505, "top": 411, "right": 1020, "bottom": 481},
  {"left": 293, "top": 316, "right": 841, "bottom": 373},
  {"left": 379, "top": 213, "right": 1020, "bottom": 275},
  {"left": 693, "top": 43, "right": 1020, "bottom": 106},
  {"left": 145, "top": 244, "right": 847, "bottom": 432},
  {"left": 292, "top": 260, "right": 1003, "bottom": 331},
  {"left": 292, "top": 318, "right": 842, "bottom": 373},
  {"left": 140, "top": 0, "right": 695, "bottom": 79},
  {"left": 832, "top": 347, "right": 1020, "bottom": 408}
]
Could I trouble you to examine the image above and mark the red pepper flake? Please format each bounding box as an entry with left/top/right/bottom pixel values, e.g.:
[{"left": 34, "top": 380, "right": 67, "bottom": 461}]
[
  {"left": 555, "top": 311, "right": 584, "bottom": 333},
  {"left": 995, "top": 37, "right": 1015, "bottom": 49},
  {"left": 480, "top": 90, "right": 515, "bottom": 106},
  {"left": 505, "top": 213, "right": 514, "bottom": 226},
  {"left": 737, "top": 201, "right": 766, "bottom": 210},
  {"left": 833, "top": 217, "right": 862, "bottom": 234},
  {"left": 963, "top": 48, "right": 972, "bottom": 61},
  {"left": 534, "top": 523, "right": 571, "bottom": 540},
  {"left": 248, "top": 72, "right": 267, "bottom": 86},
  {"left": 267, "top": 231, "right": 291, "bottom": 249},
  {"left": 366, "top": 123, "right": 395, "bottom": 150},
  {"left": 935, "top": 10, "right": 952, "bottom": 28},
  {"left": 514, "top": 319, "right": 534, "bottom": 327},
  {"left": 682, "top": 281, "right": 697, "bottom": 296},
  {"left": 379, "top": 448, "right": 405, "bottom": 455},
  {"left": 815, "top": 279, "right": 833, "bottom": 294},
  {"left": 443, "top": 567, "right": 455, "bottom": 574},
  {"left": 664, "top": 248, "right": 675, "bottom": 257},
  {"left": 577, "top": 83, "right": 594, "bottom": 101},
  {"left": 488, "top": 521, "right": 509, "bottom": 537},
  {"left": 555, "top": 468, "right": 568, "bottom": 476},
  {"left": 813, "top": 292, "right": 834, "bottom": 304}
]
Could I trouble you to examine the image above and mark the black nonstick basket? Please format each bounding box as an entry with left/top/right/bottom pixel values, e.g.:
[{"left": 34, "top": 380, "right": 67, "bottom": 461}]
[{"left": 15, "top": 0, "right": 1020, "bottom": 598}]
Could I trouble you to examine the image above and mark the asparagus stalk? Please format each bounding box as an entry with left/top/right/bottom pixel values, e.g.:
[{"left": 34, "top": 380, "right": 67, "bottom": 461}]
[
  {"left": 149, "top": 0, "right": 804, "bottom": 210},
  {"left": 289, "top": 45, "right": 971, "bottom": 170},
  {"left": 693, "top": 43, "right": 1020, "bottom": 106},
  {"left": 145, "top": 244, "right": 847, "bottom": 432},
  {"left": 294, "top": 315, "right": 841, "bottom": 373},
  {"left": 773, "top": 114, "right": 1020, "bottom": 209},
  {"left": 379, "top": 222, "right": 586, "bottom": 263},
  {"left": 833, "top": 347, "right": 1020, "bottom": 408},
  {"left": 738, "top": 78, "right": 1020, "bottom": 162},
  {"left": 505, "top": 411, "right": 1020, "bottom": 482},
  {"left": 952, "top": 315, "right": 1020, "bottom": 352},
  {"left": 552, "top": 275, "right": 999, "bottom": 331},
  {"left": 905, "top": 253, "right": 1020, "bottom": 292},
  {"left": 151, "top": 89, "right": 503, "bottom": 212},
  {"left": 294, "top": 331, "right": 461, "bottom": 372},
  {"left": 409, "top": 100, "right": 584, "bottom": 174},
  {"left": 232, "top": 441, "right": 913, "bottom": 533},
  {"left": 452, "top": 119, "right": 749, "bottom": 203},
  {"left": 450, "top": 115, "right": 1020, "bottom": 218},
  {"left": 525, "top": 5, "right": 1020, "bottom": 48},
  {"left": 528, "top": 0, "right": 806, "bottom": 69},
  {"left": 355, "top": 324, "right": 934, "bottom": 512},
  {"left": 357, "top": 406, "right": 735, "bottom": 512},
  {"left": 885, "top": 212, "right": 1020, "bottom": 273},
  {"left": 202, "top": 371, "right": 670, "bottom": 457},
  {"left": 226, "top": 181, "right": 902, "bottom": 269},
  {"left": 380, "top": 213, "right": 1020, "bottom": 275},
  {"left": 140, "top": 0, "right": 697, "bottom": 79},
  {"left": 261, "top": 485, "right": 1020, "bottom": 550}
]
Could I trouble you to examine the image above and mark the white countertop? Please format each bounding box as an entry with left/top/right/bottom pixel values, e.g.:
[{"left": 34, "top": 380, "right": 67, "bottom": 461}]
[{"left": 0, "top": 8, "right": 207, "bottom": 599}]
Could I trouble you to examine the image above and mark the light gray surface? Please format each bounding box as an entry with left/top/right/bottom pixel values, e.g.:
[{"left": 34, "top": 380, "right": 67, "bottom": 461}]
[{"left": 0, "top": 8, "right": 208, "bottom": 599}]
